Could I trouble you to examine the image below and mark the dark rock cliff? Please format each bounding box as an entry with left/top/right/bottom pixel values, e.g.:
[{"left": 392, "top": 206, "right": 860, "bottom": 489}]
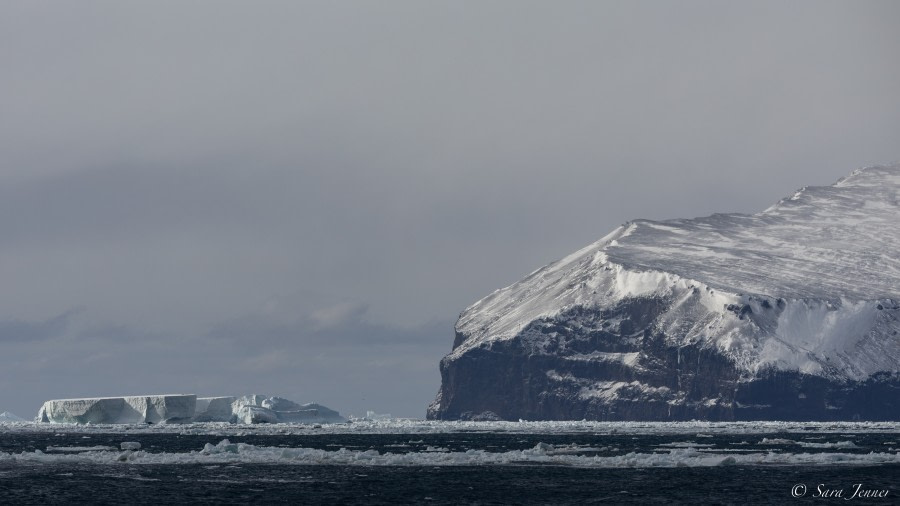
[{"left": 429, "top": 297, "right": 900, "bottom": 421}]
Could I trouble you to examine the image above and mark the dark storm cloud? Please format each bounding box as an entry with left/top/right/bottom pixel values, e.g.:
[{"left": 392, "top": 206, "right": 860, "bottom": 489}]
[{"left": 0, "top": 1, "right": 898, "bottom": 417}]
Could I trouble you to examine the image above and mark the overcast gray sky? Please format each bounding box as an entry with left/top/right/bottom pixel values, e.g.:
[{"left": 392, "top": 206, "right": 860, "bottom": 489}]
[{"left": 1, "top": 1, "right": 899, "bottom": 418}]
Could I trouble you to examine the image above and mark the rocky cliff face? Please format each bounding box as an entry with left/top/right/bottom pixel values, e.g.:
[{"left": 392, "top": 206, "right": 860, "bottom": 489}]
[{"left": 429, "top": 165, "right": 900, "bottom": 421}]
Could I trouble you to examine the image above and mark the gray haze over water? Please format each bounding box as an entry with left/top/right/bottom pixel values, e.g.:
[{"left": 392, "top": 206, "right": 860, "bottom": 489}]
[{"left": 1, "top": 1, "right": 898, "bottom": 418}]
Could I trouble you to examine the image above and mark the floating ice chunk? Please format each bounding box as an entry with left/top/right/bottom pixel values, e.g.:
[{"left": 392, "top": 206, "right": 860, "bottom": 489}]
[
  {"left": 45, "top": 446, "right": 116, "bottom": 452},
  {"left": 231, "top": 396, "right": 345, "bottom": 424},
  {"left": 758, "top": 438, "right": 796, "bottom": 445},
  {"left": 235, "top": 406, "right": 280, "bottom": 424},
  {"left": 797, "top": 441, "right": 860, "bottom": 449},
  {"left": 364, "top": 411, "right": 392, "bottom": 421},
  {"left": 120, "top": 442, "right": 142, "bottom": 451}
]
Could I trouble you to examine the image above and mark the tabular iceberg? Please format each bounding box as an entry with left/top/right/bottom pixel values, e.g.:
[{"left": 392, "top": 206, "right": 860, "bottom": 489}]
[
  {"left": 37, "top": 395, "right": 196, "bottom": 424},
  {"left": 429, "top": 165, "right": 900, "bottom": 421},
  {"left": 37, "top": 394, "right": 345, "bottom": 424}
]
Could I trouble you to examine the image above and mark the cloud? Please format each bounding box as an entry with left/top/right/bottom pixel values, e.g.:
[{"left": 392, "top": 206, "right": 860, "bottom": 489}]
[
  {"left": 0, "top": 309, "right": 80, "bottom": 342},
  {"left": 0, "top": 1, "right": 898, "bottom": 418},
  {"left": 208, "top": 298, "right": 449, "bottom": 349},
  {"left": 309, "top": 302, "right": 369, "bottom": 330}
]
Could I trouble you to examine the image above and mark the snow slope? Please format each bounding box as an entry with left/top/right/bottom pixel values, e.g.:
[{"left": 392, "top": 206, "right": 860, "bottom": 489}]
[{"left": 452, "top": 165, "right": 900, "bottom": 381}]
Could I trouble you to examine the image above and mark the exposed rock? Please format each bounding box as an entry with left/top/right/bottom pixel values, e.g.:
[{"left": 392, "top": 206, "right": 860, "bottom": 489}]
[{"left": 429, "top": 165, "right": 900, "bottom": 421}]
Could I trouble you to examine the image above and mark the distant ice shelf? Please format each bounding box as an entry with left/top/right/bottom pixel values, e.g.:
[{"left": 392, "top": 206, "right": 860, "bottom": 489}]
[{"left": 36, "top": 394, "right": 345, "bottom": 425}]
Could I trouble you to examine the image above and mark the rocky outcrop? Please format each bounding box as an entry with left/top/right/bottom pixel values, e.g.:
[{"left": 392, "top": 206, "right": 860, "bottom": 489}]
[{"left": 429, "top": 165, "right": 900, "bottom": 421}]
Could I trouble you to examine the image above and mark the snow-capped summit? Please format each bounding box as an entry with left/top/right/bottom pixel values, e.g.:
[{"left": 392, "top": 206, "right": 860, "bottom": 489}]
[{"left": 430, "top": 164, "right": 900, "bottom": 422}]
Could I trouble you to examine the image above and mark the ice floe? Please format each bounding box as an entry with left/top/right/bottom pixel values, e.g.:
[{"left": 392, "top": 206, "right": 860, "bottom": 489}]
[{"left": 2, "top": 439, "right": 897, "bottom": 468}]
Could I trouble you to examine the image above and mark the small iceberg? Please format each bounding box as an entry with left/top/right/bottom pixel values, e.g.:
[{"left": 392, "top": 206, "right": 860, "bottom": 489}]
[{"left": 0, "top": 411, "right": 26, "bottom": 422}]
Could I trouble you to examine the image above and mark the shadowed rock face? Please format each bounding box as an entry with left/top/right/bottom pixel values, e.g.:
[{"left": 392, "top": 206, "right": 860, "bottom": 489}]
[
  {"left": 430, "top": 299, "right": 900, "bottom": 421},
  {"left": 429, "top": 166, "right": 900, "bottom": 421}
]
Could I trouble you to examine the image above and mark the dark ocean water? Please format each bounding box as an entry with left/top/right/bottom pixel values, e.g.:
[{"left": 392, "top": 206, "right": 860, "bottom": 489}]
[
  {"left": 1, "top": 430, "right": 897, "bottom": 505},
  {"left": 3, "top": 462, "right": 898, "bottom": 505}
]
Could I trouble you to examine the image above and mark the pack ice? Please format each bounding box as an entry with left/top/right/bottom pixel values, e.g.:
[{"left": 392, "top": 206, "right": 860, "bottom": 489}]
[
  {"left": 37, "top": 394, "right": 345, "bottom": 424},
  {"left": 430, "top": 165, "right": 900, "bottom": 421}
]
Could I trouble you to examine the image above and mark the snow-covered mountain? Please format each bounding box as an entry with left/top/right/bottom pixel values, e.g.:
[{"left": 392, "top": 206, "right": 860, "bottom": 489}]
[{"left": 429, "top": 165, "right": 900, "bottom": 421}]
